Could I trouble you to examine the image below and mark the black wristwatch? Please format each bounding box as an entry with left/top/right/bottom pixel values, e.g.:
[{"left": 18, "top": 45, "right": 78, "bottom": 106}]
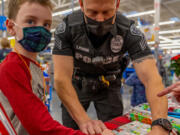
[{"left": 151, "top": 118, "right": 172, "bottom": 132}]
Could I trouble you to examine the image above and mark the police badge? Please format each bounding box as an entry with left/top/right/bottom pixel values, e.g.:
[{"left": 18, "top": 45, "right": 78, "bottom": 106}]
[
  {"left": 110, "top": 35, "right": 124, "bottom": 53},
  {"left": 55, "top": 21, "right": 66, "bottom": 34}
]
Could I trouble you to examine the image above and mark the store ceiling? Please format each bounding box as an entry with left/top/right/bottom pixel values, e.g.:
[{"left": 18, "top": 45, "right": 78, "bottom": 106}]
[{"left": 1, "top": 0, "right": 180, "bottom": 51}]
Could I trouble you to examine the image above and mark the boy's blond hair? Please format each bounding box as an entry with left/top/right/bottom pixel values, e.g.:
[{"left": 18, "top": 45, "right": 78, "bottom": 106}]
[{"left": 8, "top": 0, "right": 53, "bottom": 20}]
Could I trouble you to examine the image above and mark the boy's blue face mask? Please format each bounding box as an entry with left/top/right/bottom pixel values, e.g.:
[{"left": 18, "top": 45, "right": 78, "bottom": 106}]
[{"left": 17, "top": 26, "right": 52, "bottom": 52}]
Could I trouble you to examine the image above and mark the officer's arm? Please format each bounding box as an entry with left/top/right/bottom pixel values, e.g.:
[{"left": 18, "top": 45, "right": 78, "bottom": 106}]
[
  {"left": 53, "top": 55, "right": 91, "bottom": 125},
  {"left": 133, "top": 56, "right": 168, "bottom": 121}
]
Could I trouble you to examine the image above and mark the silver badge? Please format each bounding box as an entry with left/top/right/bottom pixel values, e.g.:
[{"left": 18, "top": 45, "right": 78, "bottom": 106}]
[
  {"left": 55, "top": 21, "right": 66, "bottom": 34},
  {"left": 111, "top": 35, "right": 124, "bottom": 53}
]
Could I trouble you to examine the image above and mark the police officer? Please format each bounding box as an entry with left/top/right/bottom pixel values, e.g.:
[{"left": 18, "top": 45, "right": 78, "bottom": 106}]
[{"left": 53, "top": 0, "right": 170, "bottom": 135}]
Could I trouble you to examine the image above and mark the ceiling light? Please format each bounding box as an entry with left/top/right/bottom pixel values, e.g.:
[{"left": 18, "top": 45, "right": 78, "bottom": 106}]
[
  {"left": 52, "top": 6, "right": 81, "bottom": 17},
  {"left": 159, "top": 21, "right": 175, "bottom": 26},
  {"left": 160, "top": 46, "right": 180, "bottom": 49},
  {"left": 160, "top": 29, "right": 180, "bottom": 34},
  {"left": 126, "top": 10, "right": 155, "bottom": 18}
]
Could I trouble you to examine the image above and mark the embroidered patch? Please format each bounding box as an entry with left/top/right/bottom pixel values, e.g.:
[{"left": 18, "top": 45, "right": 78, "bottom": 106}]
[
  {"left": 130, "top": 24, "right": 147, "bottom": 51},
  {"left": 130, "top": 24, "right": 142, "bottom": 36},
  {"left": 55, "top": 21, "right": 66, "bottom": 34}
]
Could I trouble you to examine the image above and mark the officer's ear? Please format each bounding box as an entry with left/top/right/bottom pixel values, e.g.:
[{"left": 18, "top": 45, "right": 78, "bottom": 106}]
[
  {"left": 79, "top": 0, "right": 84, "bottom": 12},
  {"left": 116, "top": 0, "right": 120, "bottom": 9}
]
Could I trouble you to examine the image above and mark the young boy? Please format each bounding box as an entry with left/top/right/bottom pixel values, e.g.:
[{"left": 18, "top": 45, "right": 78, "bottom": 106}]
[{"left": 0, "top": 0, "right": 114, "bottom": 135}]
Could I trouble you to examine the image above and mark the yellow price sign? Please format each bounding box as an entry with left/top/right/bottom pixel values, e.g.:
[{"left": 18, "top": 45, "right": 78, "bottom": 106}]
[{"left": 10, "top": 38, "right": 15, "bottom": 48}]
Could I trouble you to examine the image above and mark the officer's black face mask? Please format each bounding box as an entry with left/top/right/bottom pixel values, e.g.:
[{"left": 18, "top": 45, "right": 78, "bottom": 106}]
[{"left": 85, "top": 15, "right": 114, "bottom": 37}]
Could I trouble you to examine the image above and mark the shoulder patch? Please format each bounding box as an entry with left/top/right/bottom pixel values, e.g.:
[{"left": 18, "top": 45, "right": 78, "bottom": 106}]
[
  {"left": 130, "top": 24, "right": 143, "bottom": 36},
  {"left": 130, "top": 24, "right": 148, "bottom": 51},
  {"left": 55, "top": 21, "right": 66, "bottom": 34}
]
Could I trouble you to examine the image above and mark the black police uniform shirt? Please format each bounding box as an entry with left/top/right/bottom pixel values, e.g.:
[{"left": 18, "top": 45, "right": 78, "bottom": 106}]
[{"left": 53, "top": 10, "right": 153, "bottom": 76}]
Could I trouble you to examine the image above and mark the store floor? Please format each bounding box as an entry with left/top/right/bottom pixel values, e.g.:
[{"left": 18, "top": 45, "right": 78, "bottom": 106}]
[{"left": 50, "top": 85, "right": 132, "bottom": 123}]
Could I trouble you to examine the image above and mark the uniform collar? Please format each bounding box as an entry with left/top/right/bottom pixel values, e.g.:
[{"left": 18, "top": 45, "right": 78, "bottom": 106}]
[{"left": 110, "top": 23, "right": 118, "bottom": 37}]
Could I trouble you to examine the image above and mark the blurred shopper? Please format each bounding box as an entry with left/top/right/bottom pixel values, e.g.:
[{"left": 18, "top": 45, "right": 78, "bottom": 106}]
[
  {"left": 125, "top": 72, "right": 147, "bottom": 106},
  {"left": 158, "top": 54, "right": 180, "bottom": 102},
  {"left": 0, "top": 38, "right": 12, "bottom": 62}
]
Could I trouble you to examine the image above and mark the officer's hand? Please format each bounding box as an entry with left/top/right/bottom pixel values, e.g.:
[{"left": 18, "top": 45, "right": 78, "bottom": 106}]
[
  {"left": 78, "top": 119, "right": 107, "bottom": 135},
  {"left": 101, "top": 129, "right": 115, "bottom": 135}
]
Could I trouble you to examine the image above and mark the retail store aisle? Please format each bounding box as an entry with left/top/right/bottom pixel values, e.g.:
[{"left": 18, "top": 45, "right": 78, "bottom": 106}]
[{"left": 50, "top": 86, "right": 132, "bottom": 124}]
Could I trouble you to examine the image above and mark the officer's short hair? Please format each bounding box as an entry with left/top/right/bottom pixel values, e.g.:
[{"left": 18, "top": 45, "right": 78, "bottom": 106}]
[{"left": 8, "top": 0, "right": 53, "bottom": 20}]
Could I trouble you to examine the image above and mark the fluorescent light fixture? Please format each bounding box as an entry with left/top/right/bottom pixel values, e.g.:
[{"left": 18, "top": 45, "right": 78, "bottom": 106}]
[
  {"left": 170, "top": 50, "right": 180, "bottom": 54},
  {"left": 159, "top": 21, "right": 175, "bottom": 26},
  {"left": 159, "top": 36, "right": 172, "bottom": 42},
  {"left": 52, "top": 6, "right": 81, "bottom": 17},
  {"left": 126, "top": 10, "right": 155, "bottom": 18},
  {"left": 160, "top": 46, "right": 180, "bottom": 49},
  {"left": 160, "top": 29, "right": 180, "bottom": 34},
  {"left": 148, "top": 40, "right": 179, "bottom": 45},
  {"left": 159, "top": 43, "right": 180, "bottom": 46},
  {"left": 137, "top": 21, "right": 176, "bottom": 28},
  {"left": 8, "top": 37, "right": 15, "bottom": 40}
]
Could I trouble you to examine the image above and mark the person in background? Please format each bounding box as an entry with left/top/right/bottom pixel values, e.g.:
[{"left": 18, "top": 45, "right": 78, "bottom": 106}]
[
  {"left": 0, "top": 37, "right": 12, "bottom": 62},
  {"left": 158, "top": 54, "right": 180, "bottom": 102},
  {"left": 125, "top": 72, "right": 147, "bottom": 107}
]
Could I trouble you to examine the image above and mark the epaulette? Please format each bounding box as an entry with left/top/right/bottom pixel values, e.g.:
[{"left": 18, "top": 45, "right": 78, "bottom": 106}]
[
  {"left": 116, "top": 12, "right": 134, "bottom": 30},
  {"left": 67, "top": 10, "right": 84, "bottom": 27}
]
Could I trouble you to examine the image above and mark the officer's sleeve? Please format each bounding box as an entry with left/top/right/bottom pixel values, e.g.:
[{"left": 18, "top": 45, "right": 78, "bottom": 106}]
[
  {"left": 53, "top": 18, "right": 73, "bottom": 56},
  {"left": 124, "top": 24, "right": 153, "bottom": 61}
]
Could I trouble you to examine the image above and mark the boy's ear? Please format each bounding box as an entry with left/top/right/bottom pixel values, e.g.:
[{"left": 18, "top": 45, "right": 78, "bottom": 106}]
[{"left": 6, "top": 19, "right": 16, "bottom": 36}]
